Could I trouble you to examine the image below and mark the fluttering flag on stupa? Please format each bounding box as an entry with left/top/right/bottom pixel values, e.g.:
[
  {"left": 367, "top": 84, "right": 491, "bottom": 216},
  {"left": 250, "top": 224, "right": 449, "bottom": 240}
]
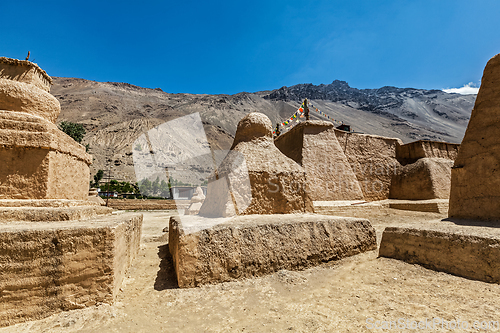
[{"left": 274, "top": 99, "right": 353, "bottom": 134}]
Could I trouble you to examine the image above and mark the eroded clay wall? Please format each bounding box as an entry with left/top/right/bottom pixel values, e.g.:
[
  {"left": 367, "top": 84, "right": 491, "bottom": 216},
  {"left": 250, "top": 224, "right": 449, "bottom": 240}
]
[
  {"left": 47, "top": 151, "right": 90, "bottom": 201},
  {"left": 0, "top": 148, "right": 89, "bottom": 200},
  {"left": 302, "top": 125, "right": 364, "bottom": 201},
  {"left": 274, "top": 125, "right": 304, "bottom": 165},
  {"left": 275, "top": 121, "right": 365, "bottom": 201},
  {"left": 0, "top": 228, "right": 114, "bottom": 326},
  {"left": 0, "top": 147, "right": 50, "bottom": 199},
  {"left": 335, "top": 130, "right": 402, "bottom": 201},
  {"left": 396, "top": 140, "right": 460, "bottom": 165},
  {"left": 389, "top": 158, "right": 453, "bottom": 200},
  {"left": 0, "top": 214, "right": 142, "bottom": 327},
  {"left": 449, "top": 53, "right": 500, "bottom": 220},
  {"left": 112, "top": 215, "right": 143, "bottom": 296}
]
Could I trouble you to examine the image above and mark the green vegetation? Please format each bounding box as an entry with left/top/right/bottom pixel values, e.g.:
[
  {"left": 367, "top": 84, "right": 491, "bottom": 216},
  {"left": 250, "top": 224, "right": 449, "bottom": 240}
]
[
  {"left": 102, "top": 179, "right": 137, "bottom": 194},
  {"left": 96, "top": 175, "right": 207, "bottom": 199},
  {"left": 138, "top": 177, "right": 171, "bottom": 198},
  {"left": 58, "top": 121, "right": 86, "bottom": 143},
  {"left": 93, "top": 169, "right": 104, "bottom": 187}
]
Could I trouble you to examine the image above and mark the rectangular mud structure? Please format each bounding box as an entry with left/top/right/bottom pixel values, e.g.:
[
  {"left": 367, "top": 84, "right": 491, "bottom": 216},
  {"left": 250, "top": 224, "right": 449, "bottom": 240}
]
[
  {"left": 379, "top": 225, "right": 500, "bottom": 284},
  {"left": 169, "top": 214, "right": 377, "bottom": 288},
  {"left": 0, "top": 213, "right": 142, "bottom": 327}
]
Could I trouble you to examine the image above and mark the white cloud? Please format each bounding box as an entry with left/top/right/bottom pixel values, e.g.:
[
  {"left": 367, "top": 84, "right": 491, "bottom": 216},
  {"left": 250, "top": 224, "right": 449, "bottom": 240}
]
[{"left": 443, "top": 82, "right": 479, "bottom": 95}]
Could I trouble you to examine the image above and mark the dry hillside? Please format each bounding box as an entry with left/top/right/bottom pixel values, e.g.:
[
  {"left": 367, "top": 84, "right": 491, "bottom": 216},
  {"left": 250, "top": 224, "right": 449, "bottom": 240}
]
[{"left": 52, "top": 78, "right": 475, "bottom": 184}]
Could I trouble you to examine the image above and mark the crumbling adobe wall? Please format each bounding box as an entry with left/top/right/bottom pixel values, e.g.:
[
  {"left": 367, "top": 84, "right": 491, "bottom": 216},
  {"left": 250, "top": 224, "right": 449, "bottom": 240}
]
[
  {"left": 379, "top": 225, "right": 500, "bottom": 284},
  {"left": 170, "top": 214, "right": 376, "bottom": 288},
  {"left": 396, "top": 140, "right": 460, "bottom": 165},
  {"left": 275, "top": 121, "right": 364, "bottom": 201},
  {"left": 0, "top": 213, "right": 143, "bottom": 327},
  {"left": 389, "top": 140, "right": 458, "bottom": 201},
  {"left": 390, "top": 158, "right": 453, "bottom": 200},
  {"left": 335, "top": 130, "right": 402, "bottom": 201},
  {"left": 449, "top": 53, "right": 500, "bottom": 220}
]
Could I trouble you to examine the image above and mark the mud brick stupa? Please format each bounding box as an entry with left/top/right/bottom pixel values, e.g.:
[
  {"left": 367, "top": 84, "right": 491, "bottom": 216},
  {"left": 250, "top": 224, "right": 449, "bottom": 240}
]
[
  {"left": 0, "top": 57, "right": 142, "bottom": 326},
  {"left": 0, "top": 57, "right": 90, "bottom": 200}
]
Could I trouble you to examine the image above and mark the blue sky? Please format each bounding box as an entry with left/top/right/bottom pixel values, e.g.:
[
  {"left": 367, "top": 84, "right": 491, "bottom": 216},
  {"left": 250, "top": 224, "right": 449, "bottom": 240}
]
[{"left": 1, "top": 0, "right": 499, "bottom": 94}]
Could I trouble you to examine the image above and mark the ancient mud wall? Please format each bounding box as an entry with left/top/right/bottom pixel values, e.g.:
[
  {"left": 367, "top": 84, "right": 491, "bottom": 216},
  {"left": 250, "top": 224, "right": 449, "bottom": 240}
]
[
  {"left": 389, "top": 158, "right": 453, "bottom": 200},
  {"left": 335, "top": 130, "right": 402, "bottom": 201},
  {"left": 275, "top": 121, "right": 364, "bottom": 201},
  {"left": 396, "top": 140, "right": 460, "bottom": 165},
  {"left": 449, "top": 53, "right": 500, "bottom": 220},
  {"left": 0, "top": 214, "right": 143, "bottom": 327}
]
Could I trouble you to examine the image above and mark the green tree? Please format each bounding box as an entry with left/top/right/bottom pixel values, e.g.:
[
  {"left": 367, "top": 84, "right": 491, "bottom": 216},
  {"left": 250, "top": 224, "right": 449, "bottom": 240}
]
[
  {"left": 152, "top": 177, "right": 160, "bottom": 195},
  {"left": 93, "top": 170, "right": 104, "bottom": 187},
  {"left": 122, "top": 182, "right": 133, "bottom": 193},
  {"left": 58, "top": 121, "right": 86, "bottom": 143},
  {"left": 160, "top": 179, "right": 170, "bottom": 198},
  {"left": 139, "top": 178, "right": 152, "bottom": 196}
]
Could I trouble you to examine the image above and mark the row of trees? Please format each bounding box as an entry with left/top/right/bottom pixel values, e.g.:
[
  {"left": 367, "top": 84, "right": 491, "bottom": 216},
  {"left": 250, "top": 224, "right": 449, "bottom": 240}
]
[
  {"left": 138, "top": 177, "right": 171, "bottom": 198},
  {"left": 103, "top": 180, "right": 139, "bottom": 194},
  {"left": 92, "top": 173, "right": 208, "bottom": 198}
]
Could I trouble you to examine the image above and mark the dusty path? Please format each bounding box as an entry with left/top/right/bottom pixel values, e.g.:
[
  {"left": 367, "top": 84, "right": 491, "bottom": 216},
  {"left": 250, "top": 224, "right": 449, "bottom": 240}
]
[{"left": 2, "top": 208, "right": 500, "bottom": 332}]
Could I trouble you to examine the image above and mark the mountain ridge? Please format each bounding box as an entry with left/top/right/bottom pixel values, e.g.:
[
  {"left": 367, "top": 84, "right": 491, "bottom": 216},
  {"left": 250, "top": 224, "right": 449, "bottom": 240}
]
[{"left": 51, "top": 77, "right": 476, "bottom": 183}]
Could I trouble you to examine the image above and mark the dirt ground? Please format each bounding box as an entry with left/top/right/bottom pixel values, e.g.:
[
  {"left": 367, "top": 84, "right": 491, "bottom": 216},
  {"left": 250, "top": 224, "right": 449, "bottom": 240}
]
[{"left": 2, "top": 207, "right": 500, "bottom": 332}]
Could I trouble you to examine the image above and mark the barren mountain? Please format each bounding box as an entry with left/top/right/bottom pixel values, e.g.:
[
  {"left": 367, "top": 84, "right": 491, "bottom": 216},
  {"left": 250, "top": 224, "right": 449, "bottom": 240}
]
[{"left": 52, "top": 77, "right": 475, "bottom": 184}]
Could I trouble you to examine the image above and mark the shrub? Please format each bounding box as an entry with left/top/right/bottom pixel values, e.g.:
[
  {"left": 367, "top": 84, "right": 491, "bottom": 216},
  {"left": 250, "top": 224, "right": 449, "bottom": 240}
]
[{"left": 58, "top": 121, "right": 86, "bottom": 143}]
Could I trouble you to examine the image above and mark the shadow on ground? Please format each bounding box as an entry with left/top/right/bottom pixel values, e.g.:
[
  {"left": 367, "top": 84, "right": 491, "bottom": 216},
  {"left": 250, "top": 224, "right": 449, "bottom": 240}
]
[
  {"left": 154, "top": 244, "right": 179, "bottom": 290},
  {"left": 443, "top": 218, "right": 500, "bottom": 228}
]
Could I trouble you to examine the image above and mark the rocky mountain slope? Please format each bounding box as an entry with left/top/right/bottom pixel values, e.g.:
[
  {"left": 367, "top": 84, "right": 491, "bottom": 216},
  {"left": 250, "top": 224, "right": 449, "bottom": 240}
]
[{"left": 52, "top": 77, "right": 476, "bottom": 184}]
